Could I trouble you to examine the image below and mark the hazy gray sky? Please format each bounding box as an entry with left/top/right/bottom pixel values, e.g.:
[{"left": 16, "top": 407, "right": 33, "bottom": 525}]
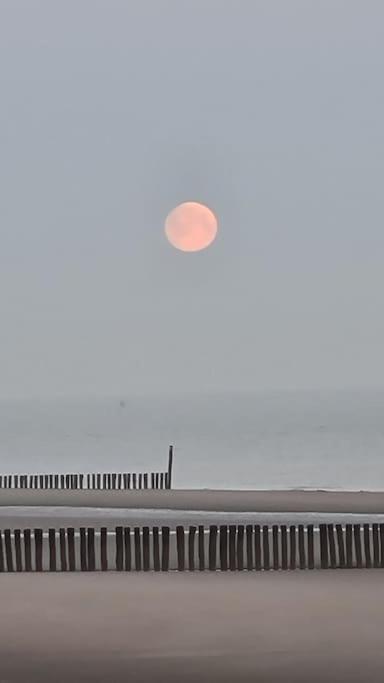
[{"left": 1, "top": 0, "right": 383, "bottom": 398}]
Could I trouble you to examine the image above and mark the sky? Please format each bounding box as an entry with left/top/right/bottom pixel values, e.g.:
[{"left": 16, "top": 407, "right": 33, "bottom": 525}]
[{"left": 0, "top": 0, "right": 383, "bottom": 398}]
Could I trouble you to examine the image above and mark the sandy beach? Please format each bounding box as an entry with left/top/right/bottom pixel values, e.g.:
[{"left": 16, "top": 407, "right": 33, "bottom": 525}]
[
  {"left": 1, "top": 571, "right": 383, "bottom": 682},
  {"left": 2, "top": 488, "right": 384, "bottom": 514}
]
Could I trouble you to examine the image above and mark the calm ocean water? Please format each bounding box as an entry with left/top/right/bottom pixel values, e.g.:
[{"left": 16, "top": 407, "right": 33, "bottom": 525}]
[{"left": 1, "top": 390, "right": 384, "bottom": 490}]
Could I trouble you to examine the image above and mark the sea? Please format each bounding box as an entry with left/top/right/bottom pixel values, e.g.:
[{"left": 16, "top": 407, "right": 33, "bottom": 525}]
[{"left": 1, "top": 389, "right": 384, "bottom": 491}]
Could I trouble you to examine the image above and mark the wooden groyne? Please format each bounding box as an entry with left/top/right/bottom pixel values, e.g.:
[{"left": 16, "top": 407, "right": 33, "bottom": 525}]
[
  {"left": 0, "top": 522, "right": 382, "bottom": 572},
  {"left": 0, "top": 446, "right": 174, "bottom": 491}
]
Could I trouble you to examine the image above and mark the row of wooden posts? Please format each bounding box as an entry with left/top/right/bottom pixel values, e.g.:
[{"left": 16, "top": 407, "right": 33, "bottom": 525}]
[
  {"left": 0, "top": 447, "right": 174, "bottom": 491},
  {"left": 0, "top": 471, "right": 169, "bottom": 490},
  {"left": 0, "top": 523, "right": 382, "bottom": 572}
]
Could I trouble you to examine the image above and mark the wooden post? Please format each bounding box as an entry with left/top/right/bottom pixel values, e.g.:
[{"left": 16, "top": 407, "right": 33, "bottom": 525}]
[
  {"left": 254, "top": 525, "right": 261, "bottom": 571},
  {"left": 281, "top": 525, "right": 288, "bottom": 570},
  {"left": 307, "top": 524, "right": 314, "bottom": 569},
  {"left": 80, "top": 528, "right": 87, "bottom": 571},
  {"left": 319, "top": 524, "right": 328, "bottom": 569},
  {"left": 14, "top": 529, "right": 22, "bottom": 572},
  {"left": 345, "top": 524, "right": 353, "bottom": 567},
  {"left": 380, "top": 522, "right": 384, "bottom": 566},
  {"left": 59, "top": 528, "right": 67, "bottom": 571},
  {"left": 160, "top": 473, "right": 164, "bottom": 489},
  {"left": 133, "top": 473, "right": 137, "bottom": 490},
  {"left": 373, "top": 523, "right": 380, "bottom": 568},
  {"left": 161, "top": 526, "right": 170, "bottom": 571},
  {"left": 117, "top": 473, "right": 122, "bottom": 490},
  {"left": 336, "top": 524, "right": 346, "bottom": 567},
  {"left": 219, "top": 525, "right": 228, "bottom": 571},
  {"left": 116, "top": 527, "right": 124, "bottom": 571},
  {"left": 0, "top": 531, "right": 4, "bottom": 572},
  {"left": 144, "top": 474, "right": 148, "bottom": 490},
  {"left": 49, "top": 529, "right": 56, "bottom": 571},
  {"left": 237, "top": 525, "right": 244, "bottom": 571},
  {"left": 138, "top": 474, "right": 142, "bottom": 490},
  {"left": 167, "top": 445, "right": 174, "bottom": 489},
  {"left": 100, "top": 527, "right": 108, "bottom": 571},
  {"left": 354, "top": 524, "right": 362, "bottom": 568},
  {"left": 209, "top": 525, "right": 218, "bottom": 571},
  {"left": 263, "top": 525, "right": 270, "bottom": 570},
  {"left": 155, "top": 473, "right": 159, "bottom": 489},
  {"left": 327, "top": 524, "right": 337, "bottom": 569},
  {"left": 68, "top": 528, "right": 76, "bottom": 571},
  {"left": 143, "top": 527, "right": 150, "bottom": 571},
  {"left": 124, "top": 527, "right": 131, "bottom": 571},
  {"left": 34, "top": 529, "right": 43, "bottom": 572},
  {"left": 176, "top": 526, "right": 185, "bottom": 571},
  {"left": 188, "top": 526, "right": 196, "bottom": 571},
  {"left": 24, "top": 529, "right": 32, "bottom": 572},
  {"left": 272, "top": 525, "right": 279, "bottom": 570},
  {"left": 198, "top": 525, "right": 205, "bottom": 571},
  {"left": 151, "top": 473, "right": 155, "bottom": 489},
  {"left": 4, "top": 530, "right": 13, "bottom": 572},
  {"left": 87, "top": 528, "right": 95, "bottom": 571},
  {"left": 246, "top": 524, "right": 253, "bottom": 570},
  {"left": 134, "top": 527, "right": 141, "bottom": 571},
  {"left": 229, "top": 525, "right": 236, "bottom": 571},
  {"left": 153, "top": 527, "right": 160, "bottom": 571},
  {"left": 289, "top": 526, "right": 296, "bottom": 570},
  {"left": 298, "top": 525, "right": 306, "bottom": 569},
  {"left": 363, "top": 524, "right": 371, "bottom": 569}
]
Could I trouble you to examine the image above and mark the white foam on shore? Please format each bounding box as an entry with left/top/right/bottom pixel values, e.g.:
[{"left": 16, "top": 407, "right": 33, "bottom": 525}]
[{"left": 2, "top": 505, "right": 384, "bottom": 525}]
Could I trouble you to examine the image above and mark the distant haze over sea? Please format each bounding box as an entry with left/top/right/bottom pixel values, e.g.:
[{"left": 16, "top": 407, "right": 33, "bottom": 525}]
[{"left": 0, "top": 390, "right": 384, "bottom": 491}]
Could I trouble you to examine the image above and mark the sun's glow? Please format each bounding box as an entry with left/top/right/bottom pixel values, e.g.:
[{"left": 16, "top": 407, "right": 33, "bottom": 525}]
[{"left": 165, "top": 202, "right": 218, "bottom": 252}]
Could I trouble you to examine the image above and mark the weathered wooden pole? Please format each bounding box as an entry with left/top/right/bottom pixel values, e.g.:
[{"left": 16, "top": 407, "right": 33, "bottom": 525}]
[{"left": 167, "top": 445, "right": 174, "bottom": 490}]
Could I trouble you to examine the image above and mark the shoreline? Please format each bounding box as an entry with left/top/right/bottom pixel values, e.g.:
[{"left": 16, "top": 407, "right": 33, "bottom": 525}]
[
  {"left": 2, "top": 489, "right": 384, "bottom": 513},
  {"left": 2, "top": 506, "right": 384, "bottom": 531}
]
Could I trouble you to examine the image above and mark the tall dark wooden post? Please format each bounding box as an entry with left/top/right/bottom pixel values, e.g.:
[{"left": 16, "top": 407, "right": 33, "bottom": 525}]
[{"left": 167, "top": 445, "right": 174, "bottom": 490}]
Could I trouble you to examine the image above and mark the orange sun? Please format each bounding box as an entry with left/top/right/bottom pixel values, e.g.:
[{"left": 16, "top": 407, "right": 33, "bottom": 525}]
[{"left": 165, "top": 201, "right": 218, "bottom": 252}]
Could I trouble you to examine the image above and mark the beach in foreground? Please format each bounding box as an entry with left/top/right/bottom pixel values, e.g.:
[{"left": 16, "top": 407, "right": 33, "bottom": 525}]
[{"left": 1, "top": 571, "right": 384, "bottom": 682}]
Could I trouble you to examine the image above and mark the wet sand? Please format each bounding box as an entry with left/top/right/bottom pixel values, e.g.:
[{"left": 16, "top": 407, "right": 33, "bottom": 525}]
[
  {"left": 1, "top": 571, "right": 384, "bottom": 682},
  {"left": 1, "top": 505, "right": 384, "bottom": 530},
  {"left": 2, "top": 488, "right": 384, "bottom": 513}
]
